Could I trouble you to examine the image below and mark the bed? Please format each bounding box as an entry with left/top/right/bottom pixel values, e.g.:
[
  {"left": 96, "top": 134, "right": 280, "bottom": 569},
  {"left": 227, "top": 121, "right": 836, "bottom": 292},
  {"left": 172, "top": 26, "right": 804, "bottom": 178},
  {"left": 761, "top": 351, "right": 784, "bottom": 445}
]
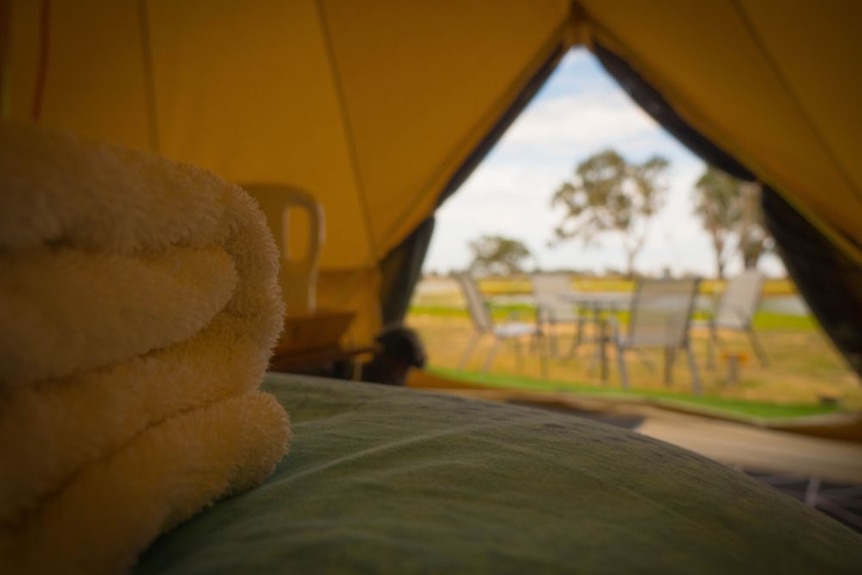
[
  {"left": 6, "top": 97, "right": 861, "bottom": 575},
  {"left": 135, "top": 372, "right": 862, "bottom": 574}
]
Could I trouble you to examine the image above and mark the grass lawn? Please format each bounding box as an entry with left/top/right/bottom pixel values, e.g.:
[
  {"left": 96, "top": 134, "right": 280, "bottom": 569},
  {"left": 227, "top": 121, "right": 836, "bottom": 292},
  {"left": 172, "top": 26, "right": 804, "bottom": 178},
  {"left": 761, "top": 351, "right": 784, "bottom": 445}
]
[
  {"left": 468, "top": 275, "right": 798, "bottom": 297},
  {"left": 429, "top": 366, "right": 843, "bottom": 421}
]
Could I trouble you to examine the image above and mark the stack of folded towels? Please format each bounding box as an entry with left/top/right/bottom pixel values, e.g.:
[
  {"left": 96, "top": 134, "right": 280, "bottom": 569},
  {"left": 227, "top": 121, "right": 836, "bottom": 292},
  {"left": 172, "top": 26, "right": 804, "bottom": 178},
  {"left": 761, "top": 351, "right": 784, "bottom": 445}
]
[{"left": 0, "top": 122, "right": 290, "bottom": 574}]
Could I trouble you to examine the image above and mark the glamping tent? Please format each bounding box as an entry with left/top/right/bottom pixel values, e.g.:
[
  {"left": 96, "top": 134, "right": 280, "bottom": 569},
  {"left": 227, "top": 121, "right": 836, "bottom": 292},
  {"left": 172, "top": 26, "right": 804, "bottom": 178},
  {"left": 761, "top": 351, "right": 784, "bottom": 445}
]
[
  {"left": 3, "top": 0, "right": 861, "bottom": 375},
  {"left": 5, "top": 3, "right": 862, "bottom": 573}
]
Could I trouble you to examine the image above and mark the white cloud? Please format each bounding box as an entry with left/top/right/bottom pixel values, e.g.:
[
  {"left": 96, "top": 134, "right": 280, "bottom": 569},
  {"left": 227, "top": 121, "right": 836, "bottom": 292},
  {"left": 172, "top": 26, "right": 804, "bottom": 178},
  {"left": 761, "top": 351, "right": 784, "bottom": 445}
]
[
  {"left": 423, "top": 49, "right": 786, "bottom": 279},
  {"left": 504, "top": 93, "right": 658, "bottom": 151}
]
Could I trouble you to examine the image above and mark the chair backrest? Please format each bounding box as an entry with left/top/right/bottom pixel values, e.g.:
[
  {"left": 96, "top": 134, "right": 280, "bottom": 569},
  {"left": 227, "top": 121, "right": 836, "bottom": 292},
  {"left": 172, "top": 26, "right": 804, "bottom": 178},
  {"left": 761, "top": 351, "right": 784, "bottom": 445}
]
[
  {"left": 454, "top": 273, "right": 494, "bottom": 333},
  {"left": 531, "top": 273, "right": 579, "bottom": 323},
  {"left": 626, "top": 278, "right": 701, "bottom": 349},
  {"left": 714, "top": 269, "right": 765, "bottom": 329}
]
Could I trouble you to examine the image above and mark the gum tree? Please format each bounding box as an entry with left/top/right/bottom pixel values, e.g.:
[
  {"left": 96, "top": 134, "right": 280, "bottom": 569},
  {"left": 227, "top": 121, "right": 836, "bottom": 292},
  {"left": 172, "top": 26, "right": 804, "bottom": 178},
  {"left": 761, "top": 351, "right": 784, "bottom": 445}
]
[
  {"left": 550, "top": 149, "right": 669, "bottom": 278},
  {"left": 692, "top": 167, "right": 772, "bottom": 278},
  {"left": 467, "top": 235, "right": 533, "bottom": 276}
]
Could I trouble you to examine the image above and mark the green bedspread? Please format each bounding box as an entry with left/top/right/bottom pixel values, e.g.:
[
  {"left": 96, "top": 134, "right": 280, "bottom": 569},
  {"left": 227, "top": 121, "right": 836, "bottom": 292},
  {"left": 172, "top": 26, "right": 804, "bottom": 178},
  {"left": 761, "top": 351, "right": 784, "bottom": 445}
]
[{"left": 136, "top": 373, "right": 862, "bottom": 574}]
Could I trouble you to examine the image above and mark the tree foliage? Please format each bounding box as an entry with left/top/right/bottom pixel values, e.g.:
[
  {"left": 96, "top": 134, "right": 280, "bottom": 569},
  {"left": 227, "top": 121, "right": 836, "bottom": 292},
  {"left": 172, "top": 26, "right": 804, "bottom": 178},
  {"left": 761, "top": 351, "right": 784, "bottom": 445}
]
[
  {"left": 550, "top": 149, "right": 669, "bottom": 277},
  {"left": 692, "top": 167, "right": 772, "bottom": 278},
  {"left": 467, "top": 235, "right": 533, "bottom": 276},
  {"left": 692, "top": 167, "right": 743, "bottom": 280},
  {"left": 737, "top": 182, "right": 774, "bottom": 270}
]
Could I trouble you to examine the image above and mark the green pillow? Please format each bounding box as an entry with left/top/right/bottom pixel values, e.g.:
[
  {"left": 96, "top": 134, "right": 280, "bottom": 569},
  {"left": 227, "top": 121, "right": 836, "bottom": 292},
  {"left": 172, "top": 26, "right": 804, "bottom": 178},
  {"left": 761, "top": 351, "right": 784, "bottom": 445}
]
[{"left": 136, "top": 373, "right": 862, "bottom": 574}]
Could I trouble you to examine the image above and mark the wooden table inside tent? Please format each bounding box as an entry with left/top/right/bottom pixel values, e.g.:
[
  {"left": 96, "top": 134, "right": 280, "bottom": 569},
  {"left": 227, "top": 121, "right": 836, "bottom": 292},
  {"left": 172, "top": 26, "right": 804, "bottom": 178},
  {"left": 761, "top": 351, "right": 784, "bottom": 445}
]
[
  {"left": 268, "top": 310, "right": 378, "bottom": 380},
  {"left": 269, "top": 344, "right": 379, "bottom": 380}
]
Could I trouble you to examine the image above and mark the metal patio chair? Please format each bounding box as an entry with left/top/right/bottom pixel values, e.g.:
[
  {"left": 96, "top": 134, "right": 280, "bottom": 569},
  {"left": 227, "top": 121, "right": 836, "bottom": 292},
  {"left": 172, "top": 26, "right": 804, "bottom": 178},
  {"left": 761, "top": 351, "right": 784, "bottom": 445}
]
[
  {"left": 611, "top": 277, "right": 702, "bottom": 394},
  {"left": 530, "top": 273, "right": 587, "bottom": 358},
  {"left": 455, "top": 273, "right": 547, "bottom": 377},
  {"left": 704, "top": 269, "right": 769, "bottom": 368}
]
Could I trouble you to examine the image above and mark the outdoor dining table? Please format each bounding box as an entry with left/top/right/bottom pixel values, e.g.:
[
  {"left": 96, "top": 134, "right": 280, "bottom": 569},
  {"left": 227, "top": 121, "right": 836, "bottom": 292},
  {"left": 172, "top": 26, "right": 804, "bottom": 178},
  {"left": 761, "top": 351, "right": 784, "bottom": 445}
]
[{"left": 560, "top": 291, "right": 633, "bottom": 383}]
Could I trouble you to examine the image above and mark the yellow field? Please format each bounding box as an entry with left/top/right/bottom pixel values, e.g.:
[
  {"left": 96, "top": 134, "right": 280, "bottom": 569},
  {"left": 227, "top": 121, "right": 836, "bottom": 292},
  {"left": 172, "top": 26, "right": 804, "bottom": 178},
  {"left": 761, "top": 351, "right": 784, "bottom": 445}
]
[{"left": 468, "top": 275, "right": 797, "bottom": 297}]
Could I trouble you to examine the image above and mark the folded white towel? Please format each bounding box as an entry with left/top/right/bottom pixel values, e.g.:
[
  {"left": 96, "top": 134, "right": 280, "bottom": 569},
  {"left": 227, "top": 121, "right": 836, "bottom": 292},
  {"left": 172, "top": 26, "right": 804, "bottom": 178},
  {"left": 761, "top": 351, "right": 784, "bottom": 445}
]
[
  {"left": 0, "top": 246, "right": 237, "bottom": 385},
  {"left": 1, "top": 122, "right": 284, "bottom": 386},
  {"left": 0, "top": 391, "right": 289, "bottom": 575},
  {"left": 0, "top": 122, "right": 290, "bottom": 575},
  {"left": 0, "top": 313, "right": 272, "bottom": 526}
]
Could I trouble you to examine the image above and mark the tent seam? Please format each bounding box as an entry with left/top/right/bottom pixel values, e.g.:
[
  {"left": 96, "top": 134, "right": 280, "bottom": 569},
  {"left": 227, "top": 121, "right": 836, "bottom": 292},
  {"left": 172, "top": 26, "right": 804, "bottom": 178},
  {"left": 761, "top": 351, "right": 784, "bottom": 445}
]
[
  {"left": 314, "top": 0, "right": 383, "bottom": 329},
  {"left": 137, "top": 0, "right": 160, "bottom": 153},
  {"left": 586, "top": 8, "right": 862, "bottom": 264},
  {"left": 314, "top": 0, "right": 379, "bottom": 268},
  {"left": 730, "top": 0, "right": 862, "bottom": 209}
]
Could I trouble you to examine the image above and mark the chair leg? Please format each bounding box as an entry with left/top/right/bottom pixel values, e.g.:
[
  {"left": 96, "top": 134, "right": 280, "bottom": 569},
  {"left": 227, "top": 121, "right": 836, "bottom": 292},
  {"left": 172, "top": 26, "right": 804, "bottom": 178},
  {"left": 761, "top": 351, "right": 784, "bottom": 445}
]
[
  {"left": 576, "top": 315, "right": 585, "bottom": 349},
  {"left": 706, "top": 325, "right": 718, "bottom": 370},
  {"left": 548, "top": 326, "right": 559, "bottom": 358},
  {"left": 459, "top": 333, "right": 481, "bottom": 369},
  {"left": 710, "top": 329, "right": 729, "bottom": 369},
  {"left": 537, "top": 333, "right": 549, "bottom": 379},
  {"left": 529, "top": 331, "right": 542, "bottom": 355},
  {"left": 512, "top": 338, "right": 525, "bottom": 372},
  {"left": 748, "top": 327, "right": 769, "bottom": 367},
  {"left": 530, "top": 327, "right": 544, "bottom": 355},
  {"left": 686, "top": 344, "right": 703, "bottom": 395},
  {"left": 592, "top": 320, "right": 607, "bottom": 378},
  {"left": 483, "top": 339, "right": 502, "bottom": 372},
  {"left": 567, "top": 317, "right": 585, "bottom": 358},
  {"left": 616, "top": 345, "right": 629, "bottom": 390},
  {"left": 664, "top": 347, "right": 676, "bottom": 386}
]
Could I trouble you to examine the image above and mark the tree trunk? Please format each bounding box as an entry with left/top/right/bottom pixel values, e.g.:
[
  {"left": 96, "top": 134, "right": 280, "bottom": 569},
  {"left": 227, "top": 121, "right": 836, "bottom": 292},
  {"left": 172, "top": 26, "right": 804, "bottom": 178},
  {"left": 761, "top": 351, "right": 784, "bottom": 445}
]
[
  {"left": 711, "top": 232, "right": 726, "bottom": 280},
  {"left": 625, "top": 249, "right": 637, "bottom": 279},
  {"left": 739, "top": 182, "right": 761, "bottom": 269}
]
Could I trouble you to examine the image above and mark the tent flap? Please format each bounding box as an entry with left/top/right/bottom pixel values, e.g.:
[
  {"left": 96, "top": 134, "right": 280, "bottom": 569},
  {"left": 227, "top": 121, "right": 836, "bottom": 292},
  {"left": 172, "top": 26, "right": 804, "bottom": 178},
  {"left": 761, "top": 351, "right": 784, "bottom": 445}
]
[{"left": 577, "top": 0, "right": 862, "bottom": 261}]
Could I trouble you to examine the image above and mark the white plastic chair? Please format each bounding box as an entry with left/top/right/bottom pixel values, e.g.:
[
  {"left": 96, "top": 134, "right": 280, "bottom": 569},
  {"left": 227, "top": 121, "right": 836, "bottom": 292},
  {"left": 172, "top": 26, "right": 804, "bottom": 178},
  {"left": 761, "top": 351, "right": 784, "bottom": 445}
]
[
  {"left": 530, "top": 273, "right": 586, "bottom": 357},
  {"left": 455, "top": 273, "right": 547, "bottom": 377},
  {"left": 705, "top": 269, "right": 769, "bottom": 368},
  {"left": 611, "top": 278, "right": 702, "bottom": 394}
]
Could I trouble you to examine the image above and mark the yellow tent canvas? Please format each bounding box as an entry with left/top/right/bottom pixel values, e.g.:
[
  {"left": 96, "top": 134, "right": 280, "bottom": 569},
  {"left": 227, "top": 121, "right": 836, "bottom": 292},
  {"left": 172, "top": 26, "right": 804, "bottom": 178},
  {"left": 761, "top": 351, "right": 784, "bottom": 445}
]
[{"left": 3, "top": 0, "right": 860, "bottom": 372}]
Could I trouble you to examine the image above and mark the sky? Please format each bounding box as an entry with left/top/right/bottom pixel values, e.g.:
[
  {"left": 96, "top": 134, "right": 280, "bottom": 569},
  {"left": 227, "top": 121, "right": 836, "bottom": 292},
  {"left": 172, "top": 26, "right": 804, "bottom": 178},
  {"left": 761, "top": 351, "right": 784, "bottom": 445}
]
[{"left": 422, "top": 48, "right": 786, "bottom": 278}]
